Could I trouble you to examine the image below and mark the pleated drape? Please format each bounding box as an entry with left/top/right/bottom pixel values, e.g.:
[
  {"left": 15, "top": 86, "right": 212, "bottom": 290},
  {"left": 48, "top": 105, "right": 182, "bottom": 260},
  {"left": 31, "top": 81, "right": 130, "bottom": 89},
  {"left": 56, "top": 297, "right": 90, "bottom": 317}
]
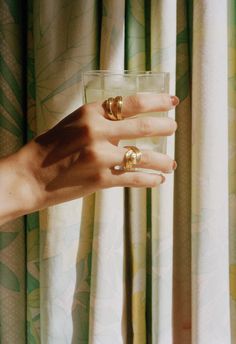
[
  {"left": 191, "top": 2, "right": 230, "bottom": 343},
  {"left": 89, "top": 2, "right": 126, "bottom": 343},
  {"left": 0, "top": 1, "right": 235, "bottom": 343},
  {"left": 173, "top": 0, "right": 192, "bottom": 343},
  {"left": 150, "top": 2, "right": 177, "bottom": 343}
]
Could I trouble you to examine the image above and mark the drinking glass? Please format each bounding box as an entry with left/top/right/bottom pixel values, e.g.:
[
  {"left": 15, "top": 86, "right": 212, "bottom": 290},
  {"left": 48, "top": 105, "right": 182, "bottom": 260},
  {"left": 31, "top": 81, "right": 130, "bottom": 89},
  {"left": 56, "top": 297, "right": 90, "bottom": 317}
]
[{"left": 82, "top": 70, "right": 170, "bottom": 157}]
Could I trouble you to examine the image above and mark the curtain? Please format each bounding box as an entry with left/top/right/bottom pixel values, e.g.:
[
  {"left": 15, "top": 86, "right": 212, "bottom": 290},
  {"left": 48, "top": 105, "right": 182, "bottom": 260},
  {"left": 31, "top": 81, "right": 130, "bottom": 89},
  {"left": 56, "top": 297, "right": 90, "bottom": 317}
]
[{"left": 0, "top": 0, "right": 234, "bottom": 343}]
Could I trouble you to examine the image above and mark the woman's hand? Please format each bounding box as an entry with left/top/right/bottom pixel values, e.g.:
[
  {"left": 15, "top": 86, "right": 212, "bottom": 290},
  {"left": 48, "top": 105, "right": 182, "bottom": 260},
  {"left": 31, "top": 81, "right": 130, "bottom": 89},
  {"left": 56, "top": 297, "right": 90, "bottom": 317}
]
[{"left": 0, "top": 93, "right": 179, "bottom": 225}]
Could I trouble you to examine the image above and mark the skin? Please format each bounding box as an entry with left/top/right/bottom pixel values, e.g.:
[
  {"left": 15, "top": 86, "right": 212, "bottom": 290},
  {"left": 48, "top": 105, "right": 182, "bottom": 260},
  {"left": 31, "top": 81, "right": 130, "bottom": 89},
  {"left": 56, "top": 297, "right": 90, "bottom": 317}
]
[{"left": 0, "top": 93, "right": 179, "bottom": 226}]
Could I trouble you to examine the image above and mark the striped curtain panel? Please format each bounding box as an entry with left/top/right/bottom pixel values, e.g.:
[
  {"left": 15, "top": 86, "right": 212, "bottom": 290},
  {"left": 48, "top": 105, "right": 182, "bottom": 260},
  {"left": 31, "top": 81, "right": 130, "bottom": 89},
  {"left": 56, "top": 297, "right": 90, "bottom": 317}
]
[{"left": 0, "top": 0, "right": 234, "bottom": 343}]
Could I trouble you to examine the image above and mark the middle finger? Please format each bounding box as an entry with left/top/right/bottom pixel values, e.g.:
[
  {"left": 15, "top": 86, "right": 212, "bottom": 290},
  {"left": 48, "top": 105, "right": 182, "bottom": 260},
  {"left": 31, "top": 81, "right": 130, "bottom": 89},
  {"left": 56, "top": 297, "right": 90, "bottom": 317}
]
[{"left": 107, "top": 116, "right": 177, "bottom": 140}]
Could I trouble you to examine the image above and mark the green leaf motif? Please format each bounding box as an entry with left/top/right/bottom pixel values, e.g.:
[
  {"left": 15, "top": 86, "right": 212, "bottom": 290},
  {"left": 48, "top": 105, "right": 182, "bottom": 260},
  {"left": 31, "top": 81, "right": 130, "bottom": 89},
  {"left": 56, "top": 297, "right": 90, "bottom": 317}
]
[
  {"left": 77, "top": 258, "right": 85, "bottom": 286},
  {"left": 32, "top": 313, "right": 40, "bottom": 322},
  {"left": 229, "top": 75, "right": 236, "bottom": 91},
  {"left": 28, "top": 288, "right": 39, "bottom": 308},
  {"left": 27, "top": 213, "right": 39, "bottom": 232},
  {"left": 0, "top": 262, "right": 20, "bottom": 292},
  {"left": 177, "top": 28, "right": 189, "bottom": 45},
  {"left": 27, "top": 271, "right": 39, "bottom": 293},
  {"left": 5, "top": 0, "right": 21, "bottom": 24},
  {"left": 176, "top": 71, "right": 190, "bottom": 101},
  {"left": 41, "top": 59, "right": 97, "bottom": 104},
  {"left": 102, "top": 3, "right": 107, "bottom": 16},
  {"left": 0, "top": 56, "right": 22, "bottom": 105},
  {"left": 0, "top": 232, "right": 18, "bottom": 250},
  {"left": 0, "top": 113, "right": 22, "bottom": 137},
  {"left": 73, "top": 302, "right": 89, "bottom": 342},
  {"left": 27, "top": 127, "right": 36, "bottom": 141},
  {"left": 0, "top": 88, "right": 23, "bottom": 130},
  {"left": 27, "top": 320, "right": 38, "bottom": 344}
]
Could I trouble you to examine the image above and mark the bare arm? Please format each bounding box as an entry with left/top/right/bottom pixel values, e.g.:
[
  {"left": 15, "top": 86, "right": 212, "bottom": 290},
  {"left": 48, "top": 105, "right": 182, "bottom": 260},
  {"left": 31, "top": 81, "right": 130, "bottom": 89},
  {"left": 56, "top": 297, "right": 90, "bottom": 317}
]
[{"left": 0, "top": 152, "right": 39, "bottom": 225}]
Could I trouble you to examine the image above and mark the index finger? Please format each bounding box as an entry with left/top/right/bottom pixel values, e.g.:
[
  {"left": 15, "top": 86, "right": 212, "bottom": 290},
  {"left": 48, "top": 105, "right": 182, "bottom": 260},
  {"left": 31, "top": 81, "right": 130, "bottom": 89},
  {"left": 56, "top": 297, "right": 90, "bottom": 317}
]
[{"left": 99, "top": 93, "right": 179, "bottom": 119}]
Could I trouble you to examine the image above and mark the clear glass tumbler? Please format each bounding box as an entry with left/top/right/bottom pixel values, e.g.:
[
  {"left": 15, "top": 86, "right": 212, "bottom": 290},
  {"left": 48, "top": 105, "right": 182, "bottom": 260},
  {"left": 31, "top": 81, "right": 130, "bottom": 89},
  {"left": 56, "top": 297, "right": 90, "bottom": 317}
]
[{"left": 82, "top": 70, "right": 170, "bottom": 156}]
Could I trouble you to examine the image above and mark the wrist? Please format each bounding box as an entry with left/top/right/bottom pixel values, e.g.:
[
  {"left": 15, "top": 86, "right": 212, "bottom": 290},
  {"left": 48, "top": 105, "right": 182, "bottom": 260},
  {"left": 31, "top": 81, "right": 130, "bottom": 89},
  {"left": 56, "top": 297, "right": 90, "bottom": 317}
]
[
  {"left": 0, "top": 150, "right": 43, "bottom": 225},
  {"left": 15, "top": 140, "right": 49, "bottom": 213}
]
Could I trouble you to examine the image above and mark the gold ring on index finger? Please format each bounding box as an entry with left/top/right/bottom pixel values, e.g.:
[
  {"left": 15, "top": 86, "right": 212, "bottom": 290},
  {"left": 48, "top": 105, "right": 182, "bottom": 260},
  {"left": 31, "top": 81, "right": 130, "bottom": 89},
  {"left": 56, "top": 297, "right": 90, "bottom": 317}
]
[
  {"left": 114, "top": 96, "right": 123, "bottom": 120},
  {"left": 106, "top": 97, "right": 117, "bottom": 120},
  {"left": 103, "top": 96, "right": 123, "bottom": 121}
]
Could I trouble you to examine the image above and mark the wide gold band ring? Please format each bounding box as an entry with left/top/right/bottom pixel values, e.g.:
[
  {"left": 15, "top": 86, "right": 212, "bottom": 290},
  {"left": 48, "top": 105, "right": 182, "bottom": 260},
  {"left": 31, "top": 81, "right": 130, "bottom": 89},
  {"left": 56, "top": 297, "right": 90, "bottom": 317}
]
[
  {"left": 123, "top": 146, "right": 142, "bottom": 171},
  {"left": 104, "top": 96, "right": 123, "bottom": 120}
]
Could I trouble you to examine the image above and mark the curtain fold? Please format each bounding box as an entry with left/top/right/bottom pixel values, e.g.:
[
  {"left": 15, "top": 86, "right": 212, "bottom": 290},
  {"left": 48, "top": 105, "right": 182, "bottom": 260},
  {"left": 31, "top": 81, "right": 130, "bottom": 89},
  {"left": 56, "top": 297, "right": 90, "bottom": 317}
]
[
  {"left": 150, "top": 1, "right": 177, "bottom": 343},
  {"left": 0, "top": 1, "right": 234, "bottom": 343},
  {"left": 33, "top": 1, "right": 100, "bottom": 342},
  {"left": 125, "top": 1, "right": 148, "bottom": 343},
  {"left": 191, "top": 1, "right": 230, "bottom": 342},
  {"left": 88, "top": 2, "right": 126, "bottom": 343},
  {"left": 173, "top": 0, "right": 192, "bottom": 342}
]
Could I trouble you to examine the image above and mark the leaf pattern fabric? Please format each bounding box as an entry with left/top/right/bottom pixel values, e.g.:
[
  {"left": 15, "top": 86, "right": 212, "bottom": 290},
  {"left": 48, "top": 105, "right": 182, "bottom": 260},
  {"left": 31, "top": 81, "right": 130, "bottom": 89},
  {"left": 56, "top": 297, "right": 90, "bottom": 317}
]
[{"left": 0, "top": 0, "right": 235, "bottom": 343}]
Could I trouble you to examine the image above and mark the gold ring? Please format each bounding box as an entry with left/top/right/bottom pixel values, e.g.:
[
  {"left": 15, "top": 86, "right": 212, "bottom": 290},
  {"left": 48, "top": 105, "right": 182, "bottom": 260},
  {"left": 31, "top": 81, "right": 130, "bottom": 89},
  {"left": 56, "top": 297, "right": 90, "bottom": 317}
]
[
  {"left": 123, "top": 146, "right": 142, "bottom": 171},
  {"left": 114, "top": 96, "right": 123, "bottom": 120},
  {"left": 106, "top": 97, "right": 117, "bottom": 120},
  {"left": 104, "top": 96, "right": 123, "bottom": 121}
]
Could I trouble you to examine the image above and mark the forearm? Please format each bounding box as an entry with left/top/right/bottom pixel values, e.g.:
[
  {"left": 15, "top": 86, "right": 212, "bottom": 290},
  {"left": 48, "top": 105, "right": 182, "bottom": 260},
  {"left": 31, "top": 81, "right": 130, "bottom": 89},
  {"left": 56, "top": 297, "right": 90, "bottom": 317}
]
[{"left": 0, "top": 150, "right": 41, "bottom": 226}]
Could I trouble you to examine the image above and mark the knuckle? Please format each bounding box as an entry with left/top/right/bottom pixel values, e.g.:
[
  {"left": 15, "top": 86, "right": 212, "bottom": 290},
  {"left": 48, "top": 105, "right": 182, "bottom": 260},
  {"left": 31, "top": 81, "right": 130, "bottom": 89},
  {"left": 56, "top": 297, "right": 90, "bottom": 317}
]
[
  {"left": 82, "top": 143, "right": 108, "bottom": 167},
  {"left": 69, "top": 107, "right": 96, "bottom": 142},
  {"left": 141, "top": 150, "right": 151, "bottom": 165},
  {"left": 77, "top": 105, "right": 88, "bottom": 120},
  {"left": 63, "top": 106, "right": 89, "bottom": 125},
  {"left": 85, "top": 145, "right": 100, "bottom": 164},
  {"left": 129, "top": 95, "right": 146, "bottom": 112},
  {"left": 93, "top": 170, "right": 107, "bottom": 186},
  {"left": 61, "top": 108, "right": 83, "bottom": 126},
  {"left": 79, "top": 103, "right": 93, "bottom": 116},
  {"left": 138, "top": 118, "right": 153, "bottom": 136},
  {"left": 80, "top": 122, "right": 95, "bottom": 142}
]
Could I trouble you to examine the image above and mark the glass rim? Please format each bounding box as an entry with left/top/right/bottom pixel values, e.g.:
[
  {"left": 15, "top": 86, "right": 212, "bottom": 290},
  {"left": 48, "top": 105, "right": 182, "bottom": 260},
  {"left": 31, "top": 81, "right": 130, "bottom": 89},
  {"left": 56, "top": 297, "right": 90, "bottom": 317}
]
[{"left": 82, "top": 70, "right": 170, "bottom": 77}]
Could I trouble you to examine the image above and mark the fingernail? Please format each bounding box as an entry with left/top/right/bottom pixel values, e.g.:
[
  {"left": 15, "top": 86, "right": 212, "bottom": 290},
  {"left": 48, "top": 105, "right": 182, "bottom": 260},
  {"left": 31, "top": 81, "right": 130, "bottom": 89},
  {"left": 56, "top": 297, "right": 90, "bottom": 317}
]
[
  {"left": 173, "top": 160, "right": 177, "bottom": 170},
  {"left": 170, "top": 96, "right": 179, "bottom": 107},
  {"left": 165, "top": 161, "right": 178, "bottom": 173},
  {"left": 160, "top": 174, "right": 166, "bottom": 184}
]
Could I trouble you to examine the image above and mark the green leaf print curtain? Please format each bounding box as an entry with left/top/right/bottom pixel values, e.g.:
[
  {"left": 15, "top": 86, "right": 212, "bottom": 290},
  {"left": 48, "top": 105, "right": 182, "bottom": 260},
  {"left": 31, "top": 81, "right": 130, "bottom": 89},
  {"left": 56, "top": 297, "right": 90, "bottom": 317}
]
[{"left": 0, "top": 0, "right": 235, "bottom": 343}]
